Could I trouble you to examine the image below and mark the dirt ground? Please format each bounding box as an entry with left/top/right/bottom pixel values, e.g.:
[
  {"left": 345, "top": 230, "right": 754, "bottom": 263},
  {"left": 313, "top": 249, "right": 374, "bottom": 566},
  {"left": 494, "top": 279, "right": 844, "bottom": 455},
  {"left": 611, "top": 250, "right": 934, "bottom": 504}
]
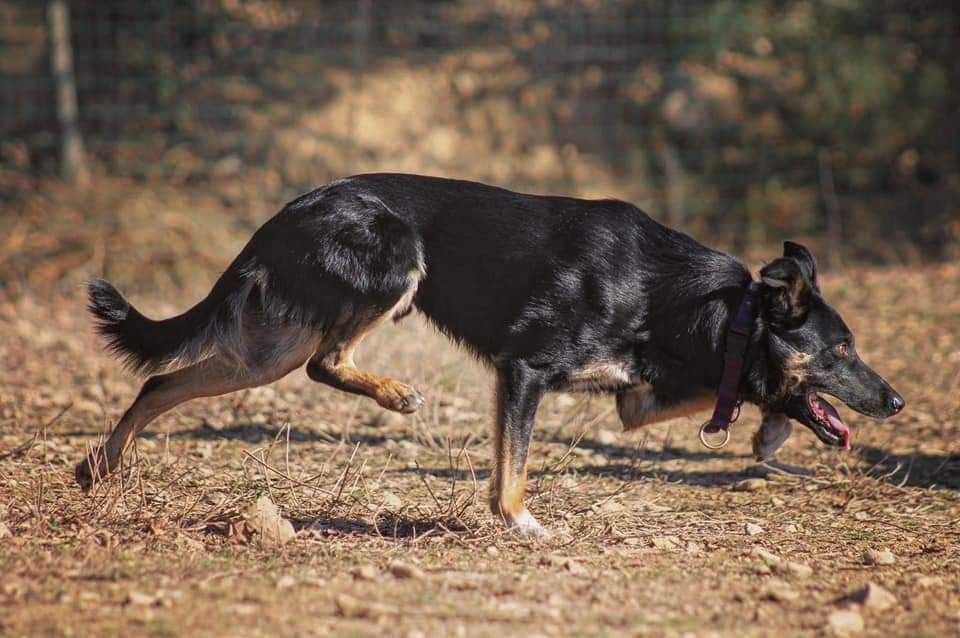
[{"left": 0, "top": 263, "right": 958, "bottom": 637}]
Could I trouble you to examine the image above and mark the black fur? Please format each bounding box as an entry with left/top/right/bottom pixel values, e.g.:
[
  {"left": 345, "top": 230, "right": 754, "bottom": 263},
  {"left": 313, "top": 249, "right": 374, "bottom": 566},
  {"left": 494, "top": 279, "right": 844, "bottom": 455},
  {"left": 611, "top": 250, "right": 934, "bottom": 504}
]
[{"left": 90, "top": 173, "right": 903, "bottom": 451}]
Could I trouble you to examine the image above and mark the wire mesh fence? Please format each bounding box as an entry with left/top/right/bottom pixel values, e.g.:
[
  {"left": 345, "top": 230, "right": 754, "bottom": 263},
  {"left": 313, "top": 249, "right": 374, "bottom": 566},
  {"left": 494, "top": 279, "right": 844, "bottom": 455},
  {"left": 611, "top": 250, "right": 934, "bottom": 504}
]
[{"left": 2, "top": 0, "right": 958, "bottom": 259}]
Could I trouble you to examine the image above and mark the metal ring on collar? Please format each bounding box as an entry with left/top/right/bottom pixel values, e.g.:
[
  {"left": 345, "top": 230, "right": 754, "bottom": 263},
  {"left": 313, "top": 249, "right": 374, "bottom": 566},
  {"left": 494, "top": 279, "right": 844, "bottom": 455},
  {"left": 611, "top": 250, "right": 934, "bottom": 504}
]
[{"left": 699, "top": 422, "right": 731, "bottom": 450}]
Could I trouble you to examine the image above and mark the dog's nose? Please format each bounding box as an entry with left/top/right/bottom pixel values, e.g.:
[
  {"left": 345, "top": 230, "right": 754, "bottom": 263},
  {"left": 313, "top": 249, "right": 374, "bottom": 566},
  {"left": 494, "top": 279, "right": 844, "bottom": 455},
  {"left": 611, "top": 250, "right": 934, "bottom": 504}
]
[{"left": 887, "top": 392, "right": 905, "bottom": 414}]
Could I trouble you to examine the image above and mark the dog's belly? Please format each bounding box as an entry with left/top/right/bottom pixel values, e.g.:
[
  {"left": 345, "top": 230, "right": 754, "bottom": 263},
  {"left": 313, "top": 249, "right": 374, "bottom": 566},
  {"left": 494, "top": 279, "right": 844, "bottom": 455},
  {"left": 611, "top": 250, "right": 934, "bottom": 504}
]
[{"left": 616, "top": 382, "right": 713, "bottom": 431}]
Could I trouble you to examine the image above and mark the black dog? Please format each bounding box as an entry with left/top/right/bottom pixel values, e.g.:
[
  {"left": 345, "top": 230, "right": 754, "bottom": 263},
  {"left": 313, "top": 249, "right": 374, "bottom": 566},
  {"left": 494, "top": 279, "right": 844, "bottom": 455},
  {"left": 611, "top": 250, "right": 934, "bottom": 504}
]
[{"left": 79, "top": 173, "right": 904, "bottom": 536}]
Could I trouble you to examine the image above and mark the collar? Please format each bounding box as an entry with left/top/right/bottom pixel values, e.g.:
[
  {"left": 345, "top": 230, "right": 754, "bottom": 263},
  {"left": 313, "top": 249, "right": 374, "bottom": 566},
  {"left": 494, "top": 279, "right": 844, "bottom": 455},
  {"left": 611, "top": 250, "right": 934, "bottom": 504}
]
[{"left": 699, "top": 281, "right": 761, "bottom": 449}]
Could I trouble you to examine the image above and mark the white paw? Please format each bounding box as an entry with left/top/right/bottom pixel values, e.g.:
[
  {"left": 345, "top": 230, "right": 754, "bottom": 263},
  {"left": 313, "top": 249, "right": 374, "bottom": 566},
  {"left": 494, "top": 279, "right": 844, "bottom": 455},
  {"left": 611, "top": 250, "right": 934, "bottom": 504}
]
[{"left": 506, "top": 509, "right": 552, "bottom": 539}]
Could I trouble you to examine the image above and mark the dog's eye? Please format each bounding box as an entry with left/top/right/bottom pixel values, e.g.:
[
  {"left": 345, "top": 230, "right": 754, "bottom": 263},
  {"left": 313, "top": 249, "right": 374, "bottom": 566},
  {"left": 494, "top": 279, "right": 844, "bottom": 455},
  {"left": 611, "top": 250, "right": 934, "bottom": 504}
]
[{"left": 834, "top": 343, "right": 849, "bottom": 358}]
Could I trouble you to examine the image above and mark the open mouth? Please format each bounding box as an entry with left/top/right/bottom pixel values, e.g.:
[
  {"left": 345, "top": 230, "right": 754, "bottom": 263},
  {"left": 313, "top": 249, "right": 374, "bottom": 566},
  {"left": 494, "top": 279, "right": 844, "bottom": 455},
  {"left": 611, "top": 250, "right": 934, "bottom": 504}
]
[{"left": 807, "top": 392, "right": 850, "bottom": 450}]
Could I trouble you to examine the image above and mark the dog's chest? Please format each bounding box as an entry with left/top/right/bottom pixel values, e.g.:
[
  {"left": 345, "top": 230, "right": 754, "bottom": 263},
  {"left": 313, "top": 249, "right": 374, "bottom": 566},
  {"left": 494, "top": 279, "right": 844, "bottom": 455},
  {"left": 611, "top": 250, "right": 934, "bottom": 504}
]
[{"left": 560, "top": 359, "right": 634, "bottom": 393}]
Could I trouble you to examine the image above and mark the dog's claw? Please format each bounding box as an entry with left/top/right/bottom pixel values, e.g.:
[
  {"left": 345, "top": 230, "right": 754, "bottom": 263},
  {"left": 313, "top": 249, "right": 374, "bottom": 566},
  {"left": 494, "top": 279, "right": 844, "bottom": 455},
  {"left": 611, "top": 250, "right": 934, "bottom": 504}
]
[
  {"left": 398, "top": 390, "right": 424, "bottom": 414},
  {"left": 382, "top": 386, "right": 424, "bottom": 414}
]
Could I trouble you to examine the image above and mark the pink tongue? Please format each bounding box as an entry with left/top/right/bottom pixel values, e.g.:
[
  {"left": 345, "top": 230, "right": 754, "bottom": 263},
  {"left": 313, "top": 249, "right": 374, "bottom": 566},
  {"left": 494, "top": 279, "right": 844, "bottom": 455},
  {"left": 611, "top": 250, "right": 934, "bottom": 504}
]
[{"left": 816, "top": 396, "right": 851, "bottom": 450}]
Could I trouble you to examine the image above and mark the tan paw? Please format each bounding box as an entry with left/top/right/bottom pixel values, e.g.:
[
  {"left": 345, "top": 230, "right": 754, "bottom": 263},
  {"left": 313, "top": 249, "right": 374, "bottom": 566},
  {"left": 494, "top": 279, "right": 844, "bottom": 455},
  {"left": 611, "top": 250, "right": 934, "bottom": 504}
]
[{"left": 377, "top": 383, "right": 424, "bottom": 414}]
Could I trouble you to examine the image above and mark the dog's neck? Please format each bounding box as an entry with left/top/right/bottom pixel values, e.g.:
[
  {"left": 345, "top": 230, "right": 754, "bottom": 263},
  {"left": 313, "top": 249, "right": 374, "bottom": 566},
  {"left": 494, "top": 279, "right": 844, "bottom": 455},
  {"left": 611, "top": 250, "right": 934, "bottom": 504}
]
[
  {"left": 710, "top": 285, "right": 770, "bottom": 407},
  {"left": 655, "top": 261, "right": 764, "bottom": 391}
]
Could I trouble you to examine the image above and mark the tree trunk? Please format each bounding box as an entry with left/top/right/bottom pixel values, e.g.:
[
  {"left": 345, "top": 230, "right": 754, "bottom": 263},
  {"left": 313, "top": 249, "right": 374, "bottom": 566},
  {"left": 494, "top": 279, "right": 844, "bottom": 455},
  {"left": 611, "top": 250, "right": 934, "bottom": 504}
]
[{"left": 48, "top": 0, "right": 89, "bottom": 188}]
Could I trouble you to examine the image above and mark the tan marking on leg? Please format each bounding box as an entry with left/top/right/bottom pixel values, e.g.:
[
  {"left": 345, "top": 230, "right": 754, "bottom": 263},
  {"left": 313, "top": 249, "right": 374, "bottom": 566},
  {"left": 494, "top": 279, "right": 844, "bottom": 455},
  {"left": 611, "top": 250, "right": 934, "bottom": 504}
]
[
  {"left": 488, "top": 382, "right": 546, "bottom": 537},
  {"left": 323, "top": 323, "right": 423, "bottom": 413},
  {"left": 308, "top": 279, "right": 424, "bottom": 413},
  {"left": 490, "top": 441, "right": 528, "bottom": 522}
]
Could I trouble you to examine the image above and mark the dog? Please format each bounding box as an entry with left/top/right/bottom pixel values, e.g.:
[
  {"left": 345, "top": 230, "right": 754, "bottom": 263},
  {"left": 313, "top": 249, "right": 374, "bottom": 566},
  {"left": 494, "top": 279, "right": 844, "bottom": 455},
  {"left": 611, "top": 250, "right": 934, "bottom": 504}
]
[{"left": 77, "top": 173, "right": 905, "bottom": 536}]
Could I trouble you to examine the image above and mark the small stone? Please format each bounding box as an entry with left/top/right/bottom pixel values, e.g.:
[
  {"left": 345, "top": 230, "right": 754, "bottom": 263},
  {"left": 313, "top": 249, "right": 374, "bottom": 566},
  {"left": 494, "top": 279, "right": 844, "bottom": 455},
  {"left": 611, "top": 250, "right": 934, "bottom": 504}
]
[
  {"left": 486, "top": 546, "right": 499, "bottom": 557},
  {"left": 595, "top": 429, "right": 618, "bottom": 445},
  {"left": 302, "top": 577, "right": 328, "bottom": 588},
  {"left": 597, "top": 499, "right": 624, "bottom": 514},
  {"left": 734, "top": 478, "right": 768, "bottom": 492},
  {"left": 562, "top": 559, "right": 588, "bottom": 577},
  {"left": 753, "top": 563, "right": 773, "bottom": 575},
  {"left": 828, "top": 609, "right": 864, "bottom": 636},
  {"left": 241, "top": 495, "right": 296, "bottom": 547},
  {"left": 916, "top": 575, "right": 943, "bottom": 589},
  {"left": 771, "top": 497, "right": 786, "bottom": 507},
  {"left": 125, "top": 591, "right": 158, "bottom": 607},
  {"left": 381, "top": 491, "right": 402, "bottom": 509},
  {"left": 276, "top": 575, "right": 297, "bottom": 589},
  {"left": 371, "top": 410, "right": 408, "bottom": 429},
  {"left": 763, "top": 579, "right": 799, "bottom": 603},
  {"left": 779, "top": 561, "right": 813, "bottom": 579},
  {"left": 862, "top": 549, "right": 895, "bottom": 566},
  {"left": 745, "top": 522, "right": 765, "bottom": 536},
  {"left": 651, "top": 536, "right": 681, "bottom": 551},
  {"left": 848, "top": 582, "right": 897, "bottom": 611},
  {"left": 0, "top": 522, "right": 11, "bottom": 538},
  {"left": 751, "top": 546, "right": 781, "bottom": 565},
  {"left": 782, "top": 523, "right": 799, "bottom": 533},
  {"left": 353, "top": 565, "right": 378, "bottom": 581},
  {"left": 334, "top": 594, "right": 393, "bottom": 619},
  {"left": 685, "top": 541, "right": 703, "bottom": 555},
  {"left": 230, "top": 603, "right": 258, "bottom": 616},
  {"left": 388, "top": 560, "right": 424, "bottom": 580},
  {"left": 540, "top": 555, "right": 588, "bottom": 575}
]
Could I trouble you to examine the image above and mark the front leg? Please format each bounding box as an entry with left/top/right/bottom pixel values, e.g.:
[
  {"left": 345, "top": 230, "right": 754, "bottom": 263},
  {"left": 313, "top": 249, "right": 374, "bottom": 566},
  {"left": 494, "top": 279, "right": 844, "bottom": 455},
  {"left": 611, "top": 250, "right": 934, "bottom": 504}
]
[
  {"left": 752, "top": 410, "right": 793, "bottom": 461},
  {"left": 489, "top": 360, "right": 548, "bottom": 537}
]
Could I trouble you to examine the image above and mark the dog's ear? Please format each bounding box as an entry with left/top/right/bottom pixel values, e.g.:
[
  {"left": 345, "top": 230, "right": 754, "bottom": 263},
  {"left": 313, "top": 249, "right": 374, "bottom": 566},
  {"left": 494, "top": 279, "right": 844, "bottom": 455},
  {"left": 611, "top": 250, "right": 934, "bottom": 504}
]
[
  {"left": 760, "top": 257, "right": 812, "bottom": 326},
  {"left": 783, "top": 241, "right": 818, "bottom": 290}
]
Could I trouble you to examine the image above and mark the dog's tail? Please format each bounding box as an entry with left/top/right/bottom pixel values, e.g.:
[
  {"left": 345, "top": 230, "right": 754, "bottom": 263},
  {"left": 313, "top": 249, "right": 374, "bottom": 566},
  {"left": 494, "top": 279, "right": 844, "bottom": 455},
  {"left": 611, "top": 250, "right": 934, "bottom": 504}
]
[{"left": 87, "top": 272, "right": 241, "bottom": 376}]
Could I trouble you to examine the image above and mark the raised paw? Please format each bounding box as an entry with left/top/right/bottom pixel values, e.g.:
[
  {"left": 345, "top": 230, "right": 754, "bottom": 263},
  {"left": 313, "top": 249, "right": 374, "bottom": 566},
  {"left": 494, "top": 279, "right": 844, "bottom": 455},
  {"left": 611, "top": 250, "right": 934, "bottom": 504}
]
[
  {"left": 378, "top": 384, "right": 424, "bottom": 414},
  {"left": 752, "top": 412, "right": 793, "bottom": 461}
]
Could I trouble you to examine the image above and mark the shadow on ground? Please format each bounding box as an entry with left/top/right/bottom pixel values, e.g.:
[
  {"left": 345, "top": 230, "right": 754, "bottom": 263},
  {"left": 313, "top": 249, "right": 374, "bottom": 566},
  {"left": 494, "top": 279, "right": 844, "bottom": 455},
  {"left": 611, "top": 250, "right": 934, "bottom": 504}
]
[
  {"left": 859, "top": 445, "right": 960, "bottom": 489},
  {"left": 289, "top": 515, "right": 473, "bottom": 539}
]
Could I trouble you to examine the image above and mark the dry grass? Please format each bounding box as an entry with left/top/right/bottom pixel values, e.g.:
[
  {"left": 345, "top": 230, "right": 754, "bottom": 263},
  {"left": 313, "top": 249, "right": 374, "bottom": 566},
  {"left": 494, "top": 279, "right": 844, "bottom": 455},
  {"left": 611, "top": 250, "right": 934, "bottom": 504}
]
[{"left": 1, "top": 263, "right": 958, "bottom": 637}]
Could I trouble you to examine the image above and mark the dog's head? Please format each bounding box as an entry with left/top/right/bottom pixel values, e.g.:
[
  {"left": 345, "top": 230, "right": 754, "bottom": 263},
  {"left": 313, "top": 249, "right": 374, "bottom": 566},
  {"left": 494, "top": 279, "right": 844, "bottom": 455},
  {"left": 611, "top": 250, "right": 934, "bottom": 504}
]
[{"left": 755, "top": 242, "right": 904, "bottom": 448}]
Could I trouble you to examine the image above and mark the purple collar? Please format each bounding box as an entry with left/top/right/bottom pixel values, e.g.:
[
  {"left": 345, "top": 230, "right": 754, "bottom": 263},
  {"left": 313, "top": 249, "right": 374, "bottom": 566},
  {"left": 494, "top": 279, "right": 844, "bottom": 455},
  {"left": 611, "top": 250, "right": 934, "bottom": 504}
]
[{"left": 699, "top": 281, "right": 761, "bottom": 449}]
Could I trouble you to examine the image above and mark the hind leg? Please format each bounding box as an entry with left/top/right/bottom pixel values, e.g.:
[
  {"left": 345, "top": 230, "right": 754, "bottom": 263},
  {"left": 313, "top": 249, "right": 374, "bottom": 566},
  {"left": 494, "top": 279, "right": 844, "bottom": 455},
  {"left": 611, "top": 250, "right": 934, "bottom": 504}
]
[
  {"left": 76, "top": 340, "right": 314, "bottom": 489},
  {"left": 306, "top": 306, "right": 424, "bottom": 414}
]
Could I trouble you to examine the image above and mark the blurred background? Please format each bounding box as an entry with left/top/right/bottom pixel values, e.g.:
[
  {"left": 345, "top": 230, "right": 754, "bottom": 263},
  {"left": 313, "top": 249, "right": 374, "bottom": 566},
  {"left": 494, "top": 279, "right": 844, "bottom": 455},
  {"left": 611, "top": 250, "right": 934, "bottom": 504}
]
[{"left": 1, "top": 0, "right": 957, "bottom": 295}]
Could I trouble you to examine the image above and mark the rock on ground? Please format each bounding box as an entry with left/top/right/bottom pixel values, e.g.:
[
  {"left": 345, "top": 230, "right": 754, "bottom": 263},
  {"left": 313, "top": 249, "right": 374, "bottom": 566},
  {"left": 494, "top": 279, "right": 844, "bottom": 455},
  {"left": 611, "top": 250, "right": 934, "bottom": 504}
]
[
  {"left": 828, "top": 609, "right": 865, "bottom": 636},
  {"left": 240, "top": 495, "right": 296, "bottom": 547},
  {"left": 847, "top": 582, "right": 897, "bottom": 611},
  {"left": 862, "top": 548, "right": 896, "bottom": 566}
]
